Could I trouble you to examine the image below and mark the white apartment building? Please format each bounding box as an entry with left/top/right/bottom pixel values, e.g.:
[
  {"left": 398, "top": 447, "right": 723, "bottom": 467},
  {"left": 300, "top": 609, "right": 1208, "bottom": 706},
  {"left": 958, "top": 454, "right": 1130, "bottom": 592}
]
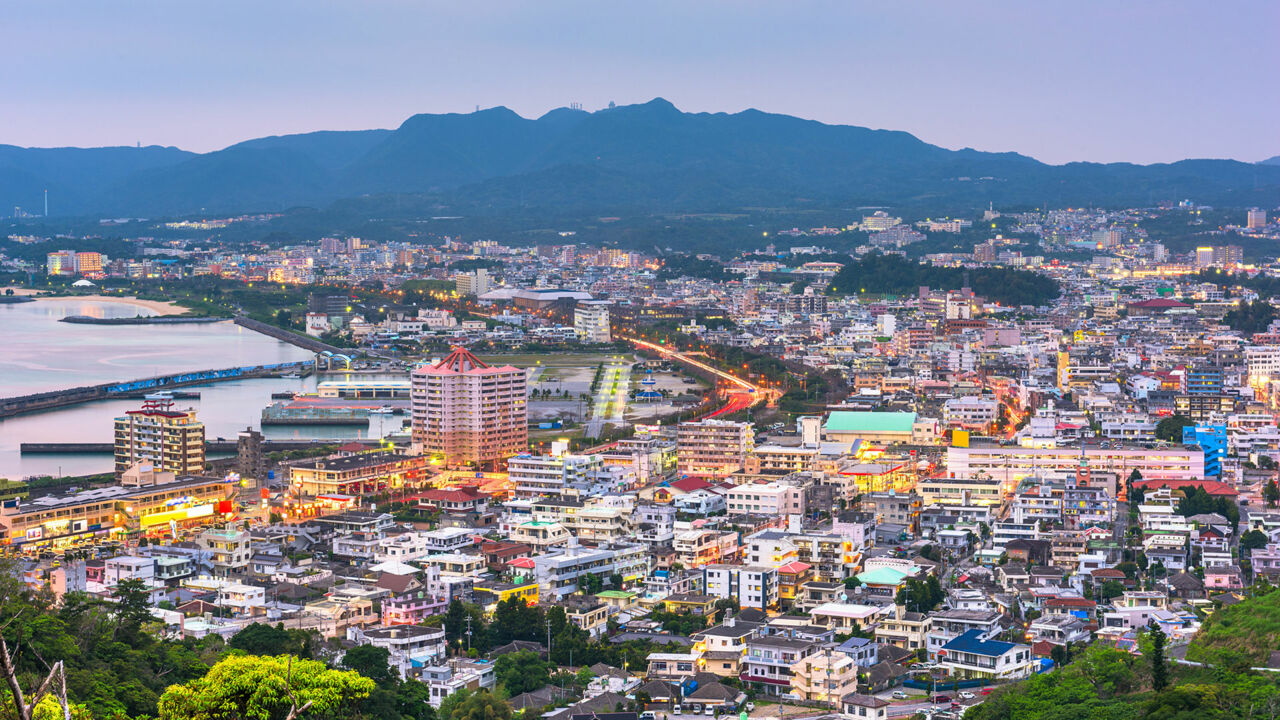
[
  {"left": 532, "top": 541, "right": 648, "bottom": 601},
  {"left": 943, "top": 397, "right": 999, "bottom": 431},
  {"left": 573, "top": 301, "right": 612, "bottom": 343},
  {"left": 703, "top": 564, "right": 778, "bottom": 610},
  {"left": 348, "top": 625, "right": 447, "bottom": 681},
  {"left": 508, "top": 450, "right": 603, "bottom": 498},
  {"left": 725, "top": 482, "right": 805, "bottom": 516}
]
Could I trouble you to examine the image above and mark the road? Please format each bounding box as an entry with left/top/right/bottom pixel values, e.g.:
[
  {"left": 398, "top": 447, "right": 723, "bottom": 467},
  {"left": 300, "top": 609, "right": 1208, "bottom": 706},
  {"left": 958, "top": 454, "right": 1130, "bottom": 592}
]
[
  {"left": 585, "top": 361, "right": 629, "bottom": 438},
  {"left": 625, "top": 336, "right": 771, "bottom": 418}
]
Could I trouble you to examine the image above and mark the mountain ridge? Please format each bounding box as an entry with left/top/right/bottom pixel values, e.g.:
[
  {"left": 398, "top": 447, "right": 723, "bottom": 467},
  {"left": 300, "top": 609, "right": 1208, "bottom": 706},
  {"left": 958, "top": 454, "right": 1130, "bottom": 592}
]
[{"left": 2, "top": 98, "right": 1277, "bottom": 217}]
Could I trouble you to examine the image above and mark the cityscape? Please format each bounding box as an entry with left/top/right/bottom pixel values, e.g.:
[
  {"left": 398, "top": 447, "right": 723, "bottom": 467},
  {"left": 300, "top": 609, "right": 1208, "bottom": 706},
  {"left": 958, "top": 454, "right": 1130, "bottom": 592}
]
[{"left": 2, "top": 4, "right": 1280, "bottom": 720}]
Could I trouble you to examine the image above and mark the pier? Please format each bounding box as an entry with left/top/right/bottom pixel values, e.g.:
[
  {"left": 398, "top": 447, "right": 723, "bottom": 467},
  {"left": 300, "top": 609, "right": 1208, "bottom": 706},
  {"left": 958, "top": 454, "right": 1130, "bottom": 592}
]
[
  {"left": 20, "top": 440, "right": 378, "bottom": 454},
  {"left": 0, "top": 361, "right": 313, "bottom": 419}
]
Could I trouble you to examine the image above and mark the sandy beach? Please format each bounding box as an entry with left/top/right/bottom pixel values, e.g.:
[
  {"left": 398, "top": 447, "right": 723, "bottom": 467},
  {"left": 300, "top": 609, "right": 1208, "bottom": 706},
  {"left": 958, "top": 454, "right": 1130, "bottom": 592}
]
[{"left": 31, "top": 294, "right": 189, "bottom": 316}]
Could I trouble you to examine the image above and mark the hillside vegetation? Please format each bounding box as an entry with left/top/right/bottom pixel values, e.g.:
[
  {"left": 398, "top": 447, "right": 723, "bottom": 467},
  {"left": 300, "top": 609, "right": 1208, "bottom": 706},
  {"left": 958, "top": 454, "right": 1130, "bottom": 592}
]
[
  {"left": 828, "top": 253, "right": 1060, "bottom": 306},
  {"left": 1188, "top": 586, "right": 1280, "bottom": 667}
]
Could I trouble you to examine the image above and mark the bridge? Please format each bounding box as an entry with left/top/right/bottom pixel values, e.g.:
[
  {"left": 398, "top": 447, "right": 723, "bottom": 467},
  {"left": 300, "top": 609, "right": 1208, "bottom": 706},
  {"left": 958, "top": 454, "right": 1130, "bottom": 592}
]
[{"left": 0, "top": 361, "right": 314, "bottom": 419}]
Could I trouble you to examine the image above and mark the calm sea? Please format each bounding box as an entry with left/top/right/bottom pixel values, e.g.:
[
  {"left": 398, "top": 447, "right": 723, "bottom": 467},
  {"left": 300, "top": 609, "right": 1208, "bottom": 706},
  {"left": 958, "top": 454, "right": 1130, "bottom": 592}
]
[{"left": 0, "top": 299, "right": 403, "bottom": 480}]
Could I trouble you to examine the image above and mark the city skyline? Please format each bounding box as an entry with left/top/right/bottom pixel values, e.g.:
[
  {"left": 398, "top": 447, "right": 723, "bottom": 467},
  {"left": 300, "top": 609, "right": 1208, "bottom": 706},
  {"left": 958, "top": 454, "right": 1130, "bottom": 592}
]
[{"left": 4, "top": 1, "right": 1278, "bottom": 165}]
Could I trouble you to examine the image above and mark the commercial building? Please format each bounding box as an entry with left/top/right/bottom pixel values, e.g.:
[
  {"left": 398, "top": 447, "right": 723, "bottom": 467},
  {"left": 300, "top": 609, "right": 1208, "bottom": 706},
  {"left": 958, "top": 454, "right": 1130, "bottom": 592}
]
[
  {"left": 411, "top": 347, "right": 528, "bottom": 467},
  {"left": 945, "top": 444, "right": 1204, "bottom": 485},
  {"left": 0, "top": 475, "right": 236, "bottom": 550},
  {"left": 677, "top": 420, "right": 754, "bottom": 477},
  {"left": 287, "top": 451, "right": 428, "bottom": 496},
  {"left": 113, "top": 396, "right": 206, "bottom": 477},
  {"left": 823, "top": 411, "right": 932, "bottom": 445}
]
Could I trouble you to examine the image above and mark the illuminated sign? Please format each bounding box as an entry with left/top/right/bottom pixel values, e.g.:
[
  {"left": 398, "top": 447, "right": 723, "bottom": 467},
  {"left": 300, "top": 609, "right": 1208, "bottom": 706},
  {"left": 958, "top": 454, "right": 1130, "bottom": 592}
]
[{"left": 140, "top": 504, "right": 214, "bottom": 527}]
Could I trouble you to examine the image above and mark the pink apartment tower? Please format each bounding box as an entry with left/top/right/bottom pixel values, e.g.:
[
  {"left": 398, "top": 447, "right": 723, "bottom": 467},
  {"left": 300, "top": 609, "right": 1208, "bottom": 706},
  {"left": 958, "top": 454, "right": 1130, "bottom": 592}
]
[{"left": 411, "top": 347, "right": 528, "bottom": 468}]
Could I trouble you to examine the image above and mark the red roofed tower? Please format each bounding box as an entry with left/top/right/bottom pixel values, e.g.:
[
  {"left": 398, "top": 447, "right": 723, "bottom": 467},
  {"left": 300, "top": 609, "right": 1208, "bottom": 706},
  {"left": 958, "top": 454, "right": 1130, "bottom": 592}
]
[{"left": 411, "top": 347, "right": 527, "bottom": 468}]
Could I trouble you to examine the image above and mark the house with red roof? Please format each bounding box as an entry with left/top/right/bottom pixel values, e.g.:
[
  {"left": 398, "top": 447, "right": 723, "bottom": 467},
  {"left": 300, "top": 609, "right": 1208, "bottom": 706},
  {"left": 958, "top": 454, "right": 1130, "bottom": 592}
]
[
  {"left": 1126, "top": 298, "right": 1192, "bottom": 316},
  {"left": 1133, "top": 478, "right": 1237, "bottom": 498}
]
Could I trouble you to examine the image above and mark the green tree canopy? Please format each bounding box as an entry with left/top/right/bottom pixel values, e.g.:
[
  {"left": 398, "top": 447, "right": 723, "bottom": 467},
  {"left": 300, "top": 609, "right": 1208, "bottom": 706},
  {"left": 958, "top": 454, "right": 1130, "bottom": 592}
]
[{"left": 157, "top": 654, "right": 374, "bottom": 720}]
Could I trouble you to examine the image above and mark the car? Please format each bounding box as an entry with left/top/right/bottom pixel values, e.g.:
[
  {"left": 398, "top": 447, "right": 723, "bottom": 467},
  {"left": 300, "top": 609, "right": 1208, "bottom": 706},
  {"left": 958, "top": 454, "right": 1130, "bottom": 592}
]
[
  {"left": 959, "top": 692, "right": 975, "bottom": 700},
  {"left": 673, "top": 706, "right": 683, "bottom": 716},
  {"left": 979, "top": 689, "right": 992, "bottom": 696},
  {"left": 704, "top": 708, "right": 715, "bottom": 716},
  {"left": 934, "top": 695, "right": 951, "bottom": 703},
  {"left": 892, "top": 691, "right": 909, "bottom": 700},
  {"left": 640, "top": 712, "right": 657, "bottom": 720},
  {"left": 744, "top": 704, "right": 754, "bottom": 712}
]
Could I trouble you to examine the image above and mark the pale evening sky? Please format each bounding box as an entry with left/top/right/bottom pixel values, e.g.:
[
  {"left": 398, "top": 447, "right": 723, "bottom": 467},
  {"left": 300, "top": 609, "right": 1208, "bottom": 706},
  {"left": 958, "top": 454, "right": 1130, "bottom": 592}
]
[{"left": 3, "top": 1, "right": 1277, "bottom": 165}]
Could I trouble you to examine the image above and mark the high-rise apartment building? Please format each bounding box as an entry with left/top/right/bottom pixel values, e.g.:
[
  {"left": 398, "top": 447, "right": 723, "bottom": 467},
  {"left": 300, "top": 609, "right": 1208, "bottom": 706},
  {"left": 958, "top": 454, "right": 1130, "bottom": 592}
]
[
  {"left": 411, "top": 347, "right": 527, "bottom": 467},
  {"left": 573, "top": 301, "right": 612, "bottom": 343},
  {"left": 676, "top": 419, "right": 754, "bottom": 477},
  {"left": 113, "top": 395, "right": 206, "bottom": 477},
  {"left": 455, "top": 269, "right": 492, "bottom": 297},
  {"left": 1248, "top": 208, "right": 1267, "bottom": 229}
]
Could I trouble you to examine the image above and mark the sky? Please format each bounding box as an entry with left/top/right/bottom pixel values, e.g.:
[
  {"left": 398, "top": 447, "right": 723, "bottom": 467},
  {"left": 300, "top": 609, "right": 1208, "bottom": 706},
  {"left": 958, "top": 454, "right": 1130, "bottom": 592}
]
[{"left": 3, "top": 1, "right": 1277, "bottom": 165}]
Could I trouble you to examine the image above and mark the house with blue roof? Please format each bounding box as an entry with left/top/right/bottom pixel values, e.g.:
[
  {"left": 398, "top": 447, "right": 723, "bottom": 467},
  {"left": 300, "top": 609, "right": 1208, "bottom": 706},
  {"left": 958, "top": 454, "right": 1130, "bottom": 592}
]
[{"left": 937, "top": 629, "right": 1036, "bottom": 680}]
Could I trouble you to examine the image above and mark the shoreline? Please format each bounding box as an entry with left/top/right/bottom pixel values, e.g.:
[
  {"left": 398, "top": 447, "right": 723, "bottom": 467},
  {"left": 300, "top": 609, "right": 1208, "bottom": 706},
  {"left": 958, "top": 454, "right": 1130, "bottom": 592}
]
[{"left": 32, "top": 294, "right": 190, "bottom": 317}]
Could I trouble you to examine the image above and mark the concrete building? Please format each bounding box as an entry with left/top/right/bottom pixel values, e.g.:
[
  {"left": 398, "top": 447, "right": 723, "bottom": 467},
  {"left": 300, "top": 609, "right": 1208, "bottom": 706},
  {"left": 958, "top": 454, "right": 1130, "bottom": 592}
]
[
  {"left": 725, "top": 482, "right": 805, "bottom": 516},
  {"left": 573, "top": 301, "right": 612, "bottom": 343},
  {"left": 946, "top": 444, "right": 1204, "bottom": 484},
  {"left": 703, "top": 564, "right": 778, "bottom": 610},
  {"left": 455, "top": 268, "right": 491, "bottom": 297},
  {"left": 113, "top": 395, "right": 205, "bottom": 477},
  {"left": 411, "top": 347, "right": 528, "bottom": 468},
  {"left": 287, "top": 451, "right": 428, "bottom": 497},
  {"left": 677, "top": 420, "right": 754, "bottom": 477}
]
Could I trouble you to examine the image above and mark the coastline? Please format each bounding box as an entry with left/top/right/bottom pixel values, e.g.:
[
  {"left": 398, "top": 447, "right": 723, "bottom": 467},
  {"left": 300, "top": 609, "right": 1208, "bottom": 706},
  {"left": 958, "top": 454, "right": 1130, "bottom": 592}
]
[{"left": 32, "top": 294, "right": 190, "bottom": 317}]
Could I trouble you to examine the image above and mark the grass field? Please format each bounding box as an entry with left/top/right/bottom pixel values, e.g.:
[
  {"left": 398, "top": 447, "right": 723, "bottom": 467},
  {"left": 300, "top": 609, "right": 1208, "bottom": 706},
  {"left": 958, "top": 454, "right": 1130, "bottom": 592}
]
[{"left": 475, "top": 352, "right": 634, "bottom": 367}]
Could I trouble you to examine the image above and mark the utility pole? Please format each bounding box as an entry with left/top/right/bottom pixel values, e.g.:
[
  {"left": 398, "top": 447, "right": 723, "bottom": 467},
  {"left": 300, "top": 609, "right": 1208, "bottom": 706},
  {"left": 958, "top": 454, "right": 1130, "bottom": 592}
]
[{"left": 465, "top": 614, "right": 473, "bottom": 652}]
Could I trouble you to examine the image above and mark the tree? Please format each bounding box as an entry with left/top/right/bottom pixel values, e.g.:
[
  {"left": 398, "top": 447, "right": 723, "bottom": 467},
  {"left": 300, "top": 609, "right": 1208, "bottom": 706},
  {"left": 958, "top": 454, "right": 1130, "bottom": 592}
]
[
  {"left": 230, "top": 623, "right": 317, "bottom": 659},
  {"left": 578, "top": 573, "right": 603, "bottom": 595},
  {"left": 112, "top": 578, "right": 154, "bottom": 641},
  {"left": 1241, "top": 529, "right": 1269, "bottom": 554},
  {"left": 438, "top": 689, "right": 512, "bottom": 720},
  {"left": 157, "top": 654, "right": 374, "bottom": 720},
  {"left": 1098, "top": 580, "right": 1126, "bottom": 602},
  {"left": 1145, "top": 622, "right": 1169, "bottom": 692},
  {"left": 493, "top": 652, "right": 550, "bottom": 696},
  {"left": 1266, "top": 480, "right": 1279, "bottom": 508},
  {"left": 1155, "top": 415, "right": 1194, "bottom": 443},
  {"left": 343, "top": 644, "right": 395, "bottom": 685}
]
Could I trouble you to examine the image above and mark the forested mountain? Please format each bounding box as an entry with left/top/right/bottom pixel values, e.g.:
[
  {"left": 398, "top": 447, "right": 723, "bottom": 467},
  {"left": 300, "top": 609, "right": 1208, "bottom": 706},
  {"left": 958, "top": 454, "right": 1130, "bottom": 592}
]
[{"left": 3, "top": 99, "right": 1279, "bottom": 217}]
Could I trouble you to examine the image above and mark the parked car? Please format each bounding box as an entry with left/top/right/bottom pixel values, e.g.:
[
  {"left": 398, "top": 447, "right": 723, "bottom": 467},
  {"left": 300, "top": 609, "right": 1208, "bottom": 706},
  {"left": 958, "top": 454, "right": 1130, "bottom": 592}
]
[
  {"left": 640, "top": 712, "right": 657, "bottom": 720},
  {"left": 979, "top": 689, "right": 992, "bottom": 696},
  {"left": 959, "top": 691, "right": 975, "bottom": 700},
  {"left": 704, "top": 708, "right": 715, "bottom": 717},
  {"left": 673, "top": 706, "right": 683, "bottom": 716},
  {"left": 892, "top": 691, "right": 909, "bottom": 699},
  {"left": 934, "top": 695, "right": 951, "bottom": 703}
]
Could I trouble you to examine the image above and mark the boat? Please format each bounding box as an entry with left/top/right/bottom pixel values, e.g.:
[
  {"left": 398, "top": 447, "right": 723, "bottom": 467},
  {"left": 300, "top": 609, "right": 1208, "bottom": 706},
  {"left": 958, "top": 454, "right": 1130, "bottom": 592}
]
[
  {"left": 370, "top": 406, "right": 396, "bottom": 414},
  {"left": 281, "top": 372, "right": 302, "bottom": 379}
]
